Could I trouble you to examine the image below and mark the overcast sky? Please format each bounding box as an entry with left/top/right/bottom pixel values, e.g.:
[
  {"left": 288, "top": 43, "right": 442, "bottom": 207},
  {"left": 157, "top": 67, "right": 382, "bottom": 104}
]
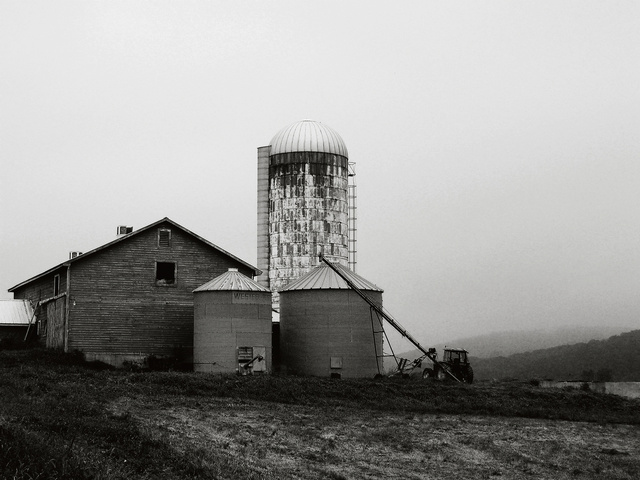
[{"left": 1, "top": 1, "right": 638, "bottom": 347}]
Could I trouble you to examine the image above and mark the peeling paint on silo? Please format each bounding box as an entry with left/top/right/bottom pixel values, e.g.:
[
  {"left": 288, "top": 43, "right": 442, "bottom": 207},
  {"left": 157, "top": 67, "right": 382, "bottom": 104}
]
[
  {"left": 257, "top": 121, "right": 350, "bottom": 300},
  {"left": 269, "top": 157, "right": 349, "bottom": 293}
]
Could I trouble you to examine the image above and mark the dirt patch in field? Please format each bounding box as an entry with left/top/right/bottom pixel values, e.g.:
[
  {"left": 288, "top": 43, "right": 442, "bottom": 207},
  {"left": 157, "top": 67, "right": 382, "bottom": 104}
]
[{"left": 109, "top": 396, "right": 640, "bottom": 479}]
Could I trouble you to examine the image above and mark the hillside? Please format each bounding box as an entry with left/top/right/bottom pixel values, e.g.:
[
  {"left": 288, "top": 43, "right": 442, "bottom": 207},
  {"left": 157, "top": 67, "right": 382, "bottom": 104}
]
[
  {"left": 399, "top": 325, "right": 634, "bottom": 360},
  {"left": 1, "top": 348, "right": 639, "bottom": 479},
  {"left": 442, "top": 325, "right": 634, "bottom": 358},
  {"left": 474, "top": 329, "right": 640, "bottom": 381}
]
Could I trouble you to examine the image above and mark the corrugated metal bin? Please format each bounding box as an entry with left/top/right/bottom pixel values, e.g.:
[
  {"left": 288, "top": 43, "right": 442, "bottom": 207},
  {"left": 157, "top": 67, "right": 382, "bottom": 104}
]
[
  {"left": 279, "top": 263, "right": 384, "bottom": 378},
  {"left": 193, "top": 269, "right": 272, "bottom": 374}
]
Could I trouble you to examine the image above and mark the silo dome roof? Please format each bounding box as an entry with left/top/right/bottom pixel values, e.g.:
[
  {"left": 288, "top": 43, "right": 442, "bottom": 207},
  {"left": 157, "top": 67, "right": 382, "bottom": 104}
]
[
  {"left": 280, "top": 263, "right": 382, "bottom": 292},
  {"left": 269, "top": 120, "right": 348, "bottom": 157},
  {"left": 193, "top": 268, "right": 270, "bottom": 292}
]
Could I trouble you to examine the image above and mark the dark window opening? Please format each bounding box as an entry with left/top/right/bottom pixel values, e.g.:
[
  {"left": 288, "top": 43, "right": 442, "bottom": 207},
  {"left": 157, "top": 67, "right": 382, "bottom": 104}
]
[
  {"left": 158, "top": 228, "right": 172, "bottom": 248},
  {"left": 156, "top": 262, "right": 176, "bottom": 285},
  {"left": 53, "top": 275, "right": 60, "bottom": 296}
]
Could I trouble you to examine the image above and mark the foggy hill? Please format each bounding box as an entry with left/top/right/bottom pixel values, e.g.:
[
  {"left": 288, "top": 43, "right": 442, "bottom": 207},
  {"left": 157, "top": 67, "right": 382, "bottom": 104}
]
[
  {"left": 442, "top": 325, "right": 635, "bottom": 358},
  {"left": 473, "top": 329, "right": 640, "bottom": 382},
  {"left": 399, "top": 325, "right": 633, "bottom": 360}
]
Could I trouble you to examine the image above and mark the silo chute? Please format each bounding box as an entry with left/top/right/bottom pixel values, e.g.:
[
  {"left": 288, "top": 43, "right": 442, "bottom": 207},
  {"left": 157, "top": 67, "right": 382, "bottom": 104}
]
[{"left": 319, "top": 255, "right": 465, "bottom": 383}]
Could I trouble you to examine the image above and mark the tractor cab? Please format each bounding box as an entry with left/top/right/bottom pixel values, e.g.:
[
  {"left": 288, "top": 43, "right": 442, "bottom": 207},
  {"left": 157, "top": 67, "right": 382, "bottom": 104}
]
[
  {"left": 423, "top": 348, "right": 474, "bottom": 383},
  {"left": 441, "top": 348, "right": 473, "bottom": 383},
  {"left": 443, "top": 348, "right": 469, "bottom": 365}
]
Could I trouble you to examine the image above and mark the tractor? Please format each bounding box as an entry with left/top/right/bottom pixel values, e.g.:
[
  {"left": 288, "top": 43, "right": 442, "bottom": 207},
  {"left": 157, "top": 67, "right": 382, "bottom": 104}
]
[{"left": 422, "top": 348, "right": 473, "bottom": 383}]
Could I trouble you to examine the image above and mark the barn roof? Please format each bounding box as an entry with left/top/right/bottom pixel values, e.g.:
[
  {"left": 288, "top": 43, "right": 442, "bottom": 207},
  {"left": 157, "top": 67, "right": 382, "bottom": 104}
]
[
  {"left": 8, "top": 217, "right": 261, "bottom": 292},
  {"left": 0, "top": 300, "right": 34, "bottom": 325},
  {"left": 279, "top": 263, "right": 383, "bottom": 292},
  {"left": 194, "top": 268, "right": 270, "bottom": 292}
]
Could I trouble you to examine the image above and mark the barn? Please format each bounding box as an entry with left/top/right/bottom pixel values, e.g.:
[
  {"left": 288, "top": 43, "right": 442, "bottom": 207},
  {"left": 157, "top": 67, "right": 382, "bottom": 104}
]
[{"left": 8, "top": 217, "right": 260, "bottom": 367}]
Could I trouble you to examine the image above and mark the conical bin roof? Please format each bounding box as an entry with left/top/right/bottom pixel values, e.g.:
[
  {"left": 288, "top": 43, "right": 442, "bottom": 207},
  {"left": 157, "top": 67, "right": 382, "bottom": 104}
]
[
  {"left": 194, "top": 268, "right": 270, "bottom": 292},
  {"left": 280, "top": 263, "right": 383, "bottom": 292}
]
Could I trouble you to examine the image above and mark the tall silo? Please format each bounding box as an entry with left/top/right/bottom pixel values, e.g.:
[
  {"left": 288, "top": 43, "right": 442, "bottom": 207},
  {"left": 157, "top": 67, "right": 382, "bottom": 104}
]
[
  {"left": 279, "top": 263, "right": 384, "bottom": 378},
  {"left": 193, "top": 268, "right": 272, "bottom": 374},
  {"left": 257, "top": 120, "right": 352, "bottom": 304}
]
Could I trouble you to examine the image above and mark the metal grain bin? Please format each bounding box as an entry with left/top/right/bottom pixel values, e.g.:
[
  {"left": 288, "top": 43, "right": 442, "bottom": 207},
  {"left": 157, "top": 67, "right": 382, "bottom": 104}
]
[
  {"left": 279, "top": 263, "right": 384, "bottom": 378},
  {"left": 193, "top": 269, "right": 272, "bottom": 374}
]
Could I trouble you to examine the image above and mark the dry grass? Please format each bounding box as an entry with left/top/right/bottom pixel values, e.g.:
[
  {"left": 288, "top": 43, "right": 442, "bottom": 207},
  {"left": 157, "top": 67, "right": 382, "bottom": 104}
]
[{"left": 1, "top": 348, "right": 639, "bottom": 479}]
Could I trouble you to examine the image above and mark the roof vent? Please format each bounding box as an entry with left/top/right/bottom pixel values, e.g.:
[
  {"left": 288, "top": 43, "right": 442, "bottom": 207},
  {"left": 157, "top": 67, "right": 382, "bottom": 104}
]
[
  {"left": 116, "top": 226, "right": 133, "bottom": 236},
  {"left": 69, "top": 251, "right": 83, "bottom": 259}
]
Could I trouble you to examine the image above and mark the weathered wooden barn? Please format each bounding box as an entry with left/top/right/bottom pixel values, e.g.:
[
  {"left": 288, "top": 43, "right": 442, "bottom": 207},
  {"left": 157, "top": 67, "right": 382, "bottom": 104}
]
[{"left": 8, "top": 218, "right": 260, "bottom": 367}]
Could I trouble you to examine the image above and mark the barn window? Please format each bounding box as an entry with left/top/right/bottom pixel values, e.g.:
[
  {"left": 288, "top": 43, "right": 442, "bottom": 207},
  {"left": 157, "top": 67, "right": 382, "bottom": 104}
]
[
  {"left": 158, "top": 228, "right": 172, "bottom": 247},
  {"left": 53, "top": 274, "right": 60, "bottom": 296},
  {"left": 155, "top": 262, "right": 176, "bottom": 286}
]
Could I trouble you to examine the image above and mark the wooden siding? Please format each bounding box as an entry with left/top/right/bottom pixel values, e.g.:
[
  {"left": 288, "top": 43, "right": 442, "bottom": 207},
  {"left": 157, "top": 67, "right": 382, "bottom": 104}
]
[
  {"left": 12, "top": 268, "right": 68, "bottom": 347},
  {"left": 67, "top": 222, "right": 255, "bottom": 362},
  {"left": 13, "top": 267, "right": 68, "bottom": 304},
  {"left": 44, "top": 298, "right": 66, "bottom": 349}
]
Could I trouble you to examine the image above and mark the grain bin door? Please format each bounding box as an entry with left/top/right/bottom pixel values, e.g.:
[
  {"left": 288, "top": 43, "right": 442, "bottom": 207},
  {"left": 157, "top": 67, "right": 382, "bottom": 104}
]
[{"left": 252, "top": 346, "right": 266, "bottom": 373}]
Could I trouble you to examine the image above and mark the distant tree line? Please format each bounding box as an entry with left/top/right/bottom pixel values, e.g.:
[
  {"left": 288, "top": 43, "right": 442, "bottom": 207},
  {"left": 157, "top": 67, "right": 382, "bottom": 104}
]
[{"left": 473, "top": 330, "right": 640, "bottom": 382}]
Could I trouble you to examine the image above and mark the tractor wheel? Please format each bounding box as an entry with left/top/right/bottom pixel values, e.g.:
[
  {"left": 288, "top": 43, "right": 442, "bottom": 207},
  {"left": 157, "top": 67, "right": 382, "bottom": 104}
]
[
  {"left": 422, "top": 368, "right": 433, "bottom": 379},
  {"left": 463, "top": 366, "right": 474, "bottom": 384}
]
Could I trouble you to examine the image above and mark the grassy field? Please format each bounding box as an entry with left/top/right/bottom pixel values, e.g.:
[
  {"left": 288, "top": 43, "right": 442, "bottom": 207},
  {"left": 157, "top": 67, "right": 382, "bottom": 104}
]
[{"left": 1, "top": 348, "right": 639, "bottom": 479}]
